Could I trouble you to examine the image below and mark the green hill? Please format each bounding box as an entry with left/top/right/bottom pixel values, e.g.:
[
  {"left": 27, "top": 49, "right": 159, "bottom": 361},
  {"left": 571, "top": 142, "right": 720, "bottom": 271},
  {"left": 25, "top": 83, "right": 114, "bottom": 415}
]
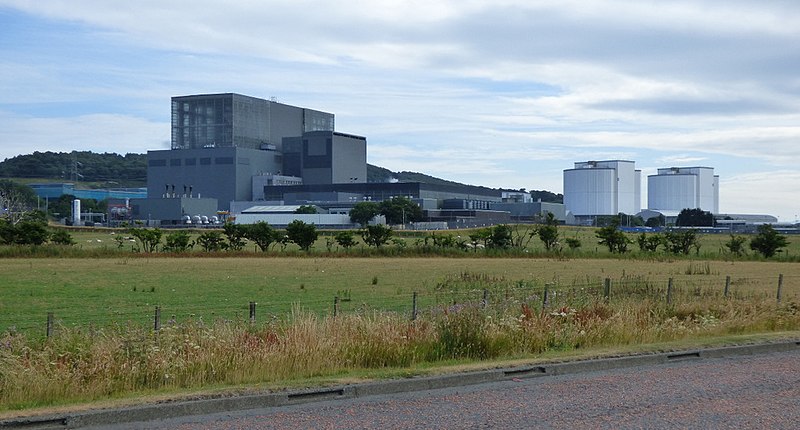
[{"left": 0, "top": 151, "right": 562, "bottom": 203}]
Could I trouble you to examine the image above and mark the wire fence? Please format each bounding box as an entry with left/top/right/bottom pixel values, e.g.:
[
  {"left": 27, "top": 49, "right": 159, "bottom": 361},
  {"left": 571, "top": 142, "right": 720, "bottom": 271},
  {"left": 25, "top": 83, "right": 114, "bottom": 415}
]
[{"left": 4, "top": 273, "right": 797, "bottom": 338}]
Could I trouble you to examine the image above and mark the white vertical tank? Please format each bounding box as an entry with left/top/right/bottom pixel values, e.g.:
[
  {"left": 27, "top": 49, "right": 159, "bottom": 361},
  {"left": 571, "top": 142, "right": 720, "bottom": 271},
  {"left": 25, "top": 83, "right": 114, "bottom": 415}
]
[{"left": 72, "top": 199, "right": 81, "bottom": 226}]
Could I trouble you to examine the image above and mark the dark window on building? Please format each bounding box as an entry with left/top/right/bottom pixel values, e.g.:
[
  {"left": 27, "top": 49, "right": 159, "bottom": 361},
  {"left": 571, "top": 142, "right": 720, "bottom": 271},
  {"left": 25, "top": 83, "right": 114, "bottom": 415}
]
[
  {"left": 148, "top": 159, "right": 167, "bottom": 167},
  {"left": 185, "top": 158, "right": 196, "bottom": 166},
  {"left": 170, "top": 159, "right": 182, "bottom": 166},
  {"left": 200, "top": 157, "right": 212, "bottom": 165},
  {"left": 215, "top": 157, "right": 234, "bottom": 165}
]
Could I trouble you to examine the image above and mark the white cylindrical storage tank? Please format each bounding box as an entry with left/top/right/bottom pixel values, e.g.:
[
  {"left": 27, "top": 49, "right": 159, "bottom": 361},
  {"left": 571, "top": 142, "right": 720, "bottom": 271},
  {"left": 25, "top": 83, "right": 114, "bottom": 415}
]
[
  {"left": 564, "top": 168, "right": 617, "bottom": 215},
  {"left": 647, "top": 174, "right": 697, "bottom": 211},
  {"left": 71, "top": 199, "right": 81, "bottom": 226}
]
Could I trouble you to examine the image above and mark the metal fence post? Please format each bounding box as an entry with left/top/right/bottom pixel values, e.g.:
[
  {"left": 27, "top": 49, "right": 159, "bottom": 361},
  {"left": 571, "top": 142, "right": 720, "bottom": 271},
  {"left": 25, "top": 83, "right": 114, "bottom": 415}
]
[{"left": 154, "top": 306, "right": 161, "bottom": 332}]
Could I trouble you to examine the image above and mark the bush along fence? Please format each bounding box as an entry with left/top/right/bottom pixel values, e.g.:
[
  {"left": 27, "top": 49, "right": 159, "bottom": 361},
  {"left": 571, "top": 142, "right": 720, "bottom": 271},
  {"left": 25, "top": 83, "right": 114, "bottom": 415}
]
[{"left": 25, "top": 273, "right": 795, "bottom": 339}]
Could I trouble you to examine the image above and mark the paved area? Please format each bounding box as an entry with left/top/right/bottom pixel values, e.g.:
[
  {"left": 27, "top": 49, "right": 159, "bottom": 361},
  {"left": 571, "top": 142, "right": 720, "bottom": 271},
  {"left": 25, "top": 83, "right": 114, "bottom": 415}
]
[{"left": 95, "top": 348, "right": 800, "bottom": 429}]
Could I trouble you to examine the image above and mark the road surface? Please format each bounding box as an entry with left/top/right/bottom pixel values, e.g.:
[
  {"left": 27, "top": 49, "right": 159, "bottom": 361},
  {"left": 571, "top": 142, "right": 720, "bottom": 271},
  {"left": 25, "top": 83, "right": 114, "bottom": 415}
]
[{"left": 94, "top": 349, "right": 800, "bottom": 429}]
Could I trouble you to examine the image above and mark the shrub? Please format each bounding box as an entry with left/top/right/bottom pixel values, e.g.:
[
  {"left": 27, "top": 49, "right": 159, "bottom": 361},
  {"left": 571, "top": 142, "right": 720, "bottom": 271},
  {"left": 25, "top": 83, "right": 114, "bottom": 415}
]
[
  {"left": 50, "top": 229, "right": 75, "bottom": 246},
  {"left": 362, "top": 225, "right": 393, "bottom": 248},
  {"left": 245, "top": 221, "right": 278, "bottom": 252},
  {"left": 163, "top": 230, "right": 194, "bottom": 253},
  {"left": 334, "top": 230, "right": 358, "bottom": 249},
  {"left": 196, "top": 231, "right": 226, "bottom": 252},
  {"left": 286, "top": 220, "right": 318, "bottom": 251},
  {"left": 750, "top": 224, "right": 789, "bottom": 258}
]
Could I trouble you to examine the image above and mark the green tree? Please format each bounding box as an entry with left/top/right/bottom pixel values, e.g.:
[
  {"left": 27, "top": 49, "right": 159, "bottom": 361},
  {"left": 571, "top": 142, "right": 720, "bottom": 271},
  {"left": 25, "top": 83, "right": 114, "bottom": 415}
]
[
  {"left": 128, "top": 227, "right": 162, "bottom": 252},
  {"left": 637, "top": 233, "right": 663, "bottom": 252},
  {"left": 163, "top": 230, "right": 194, "bottom": 253},
  {"left": 0, "top": 180, "right": 37, "bottom": 222},
  {"left": 488, "top": 224, "right": 513, "bottom": 249},
  {"left": 532, "top": 212, "right": 559, "bottom": 251},
  {"left": 294, "top": 205, "right": 318, "bottom": 214},
  {"left": 565, "top": 237, "right": 581, "bottom": 250},
  {"left": 286, "top": 220, "right": 318, "bottom": 251},
  {"left": 749, "top": 224, "right": 789, "bottom": 258},
  {"left": 676, "top": 208, "right": 714, "bottom": 227},
  {"left": 361, "top": 224, "right": 393, "bottom": 248},
  {"left": 724, "top": 234, "right": 748, "bottom": 257},
  {"left": 645, "top": 215, "right": 665, "bottom": 228},
  {"left": 379, "top": 197, "right": 423, "bottom": 225},
  {"left": 50, "top": 229, "right": 75, "bottom": 246},
  {"left": 196, "top": 231, "right": 226, "bottom": 252},
  {"left": 223, "top": 222, "right": 247, "bottom": 251},
  {"left": 596, "top": 221, "right": 630, "bottom": 253},
  {"left": 349, "top": 202, "right": 380, "bottom": 227},
  {"left": 663, "top": 229, "right": 700, "bottom": 255},
  {"left": 334, "top": 230, "right": 358, "bottom": 249},
  {"left": 244, "top": 221, "right": 277, "bottom": 252}
]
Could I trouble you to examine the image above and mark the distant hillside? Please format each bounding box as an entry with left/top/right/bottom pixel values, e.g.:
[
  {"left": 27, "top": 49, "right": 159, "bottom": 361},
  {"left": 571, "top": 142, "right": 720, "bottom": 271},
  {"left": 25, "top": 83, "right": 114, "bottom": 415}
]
[
  {"left": 0, "top": 151, "right": 146, "bottom": 187},
  {"left": 367, "top": 164, "right": 562, "bottom": 203},
  {"left": 0, "top": 152, "right": 562, "bottom": 203}
]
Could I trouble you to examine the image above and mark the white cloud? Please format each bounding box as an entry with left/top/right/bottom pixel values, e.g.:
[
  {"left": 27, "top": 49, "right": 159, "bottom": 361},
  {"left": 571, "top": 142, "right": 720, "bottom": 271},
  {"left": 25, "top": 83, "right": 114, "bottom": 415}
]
[
  {"left": 1, "top": 0, "right": 799, "bottom": 219},
  {"left": 0, "top": 112, "right": 168, "bottom": 161}
]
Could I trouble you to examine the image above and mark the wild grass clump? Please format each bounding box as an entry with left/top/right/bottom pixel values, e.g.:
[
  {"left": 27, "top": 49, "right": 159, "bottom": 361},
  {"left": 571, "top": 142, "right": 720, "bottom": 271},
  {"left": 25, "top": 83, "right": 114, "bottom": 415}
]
[{"left": 2, "top": 292, "right": 799, "bottom": 411}]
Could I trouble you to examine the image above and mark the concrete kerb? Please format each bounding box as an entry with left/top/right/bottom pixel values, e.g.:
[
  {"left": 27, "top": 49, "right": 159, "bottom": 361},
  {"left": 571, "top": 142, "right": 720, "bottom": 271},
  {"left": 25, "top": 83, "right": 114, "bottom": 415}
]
[{"left": 3, "top": 340, "right": 799, "bottom": 429}]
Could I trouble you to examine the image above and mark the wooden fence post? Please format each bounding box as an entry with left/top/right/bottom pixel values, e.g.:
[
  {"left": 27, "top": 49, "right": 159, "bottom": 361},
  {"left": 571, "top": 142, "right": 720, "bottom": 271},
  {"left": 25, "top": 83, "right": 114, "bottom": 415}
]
[
  {"left": 249, "top": 301, "right": 256, "bottom": 324},
  {"left": 333, "top": 296, "right": 339, "bottom": 318},
  {"left": 482, "top": 289, "right": 488, "bottom": 309},
  {"left": 412, "top": 292, "right": 418, "bottom": 321},
  {"left": 46, "top": 312, "right": 54, "bottom": 338},
  {"left": 777, "top": 274, "right": 783, "bottom": 303},
  {"left": 667, "top": 278, "right": 673, "bottom": 305},
  {"left": 604, "top": 278, "right": 611, "bottom": 302},
  {"left": 724, "top": 275, "right": 730, "bottom": 298}
]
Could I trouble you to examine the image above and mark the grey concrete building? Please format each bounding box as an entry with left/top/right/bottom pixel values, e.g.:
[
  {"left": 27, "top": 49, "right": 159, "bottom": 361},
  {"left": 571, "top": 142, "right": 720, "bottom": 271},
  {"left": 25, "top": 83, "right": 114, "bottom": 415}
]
[
  {"left": 282, "top": 131, "right": 367, "bottom": 185},
  {"left": 170, "top": 93, "right": 333, "bottom": 151},
  {"left": 147, "top": 93, "right": 366, "bottom": 213}
]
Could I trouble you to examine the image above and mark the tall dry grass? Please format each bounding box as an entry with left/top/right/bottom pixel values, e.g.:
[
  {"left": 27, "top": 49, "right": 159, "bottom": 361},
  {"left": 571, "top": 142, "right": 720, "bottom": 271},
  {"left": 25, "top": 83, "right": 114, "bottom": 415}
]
[{"left": 1, "top": 287, "right": 799, "bottom": 411}]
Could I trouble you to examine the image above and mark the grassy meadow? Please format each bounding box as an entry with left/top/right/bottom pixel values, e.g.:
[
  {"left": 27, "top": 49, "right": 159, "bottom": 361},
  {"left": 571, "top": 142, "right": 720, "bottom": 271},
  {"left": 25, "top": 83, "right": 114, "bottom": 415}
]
[{"left": 0, "top": 225, "right": 798, "bottom": 413}]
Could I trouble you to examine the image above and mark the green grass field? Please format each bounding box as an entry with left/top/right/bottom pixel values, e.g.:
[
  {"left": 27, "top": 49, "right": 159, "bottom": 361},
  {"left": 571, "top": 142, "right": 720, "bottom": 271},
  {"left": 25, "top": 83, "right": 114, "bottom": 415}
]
[{"left": 2, "top": 256, "right": 797, "bottom": 335}]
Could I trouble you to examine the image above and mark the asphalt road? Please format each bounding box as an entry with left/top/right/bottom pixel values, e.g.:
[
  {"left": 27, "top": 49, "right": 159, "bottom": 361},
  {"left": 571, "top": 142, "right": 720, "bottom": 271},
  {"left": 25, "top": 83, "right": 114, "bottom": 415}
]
[{"left": 92, "top": 348, "right": 800, "bottom": 430}]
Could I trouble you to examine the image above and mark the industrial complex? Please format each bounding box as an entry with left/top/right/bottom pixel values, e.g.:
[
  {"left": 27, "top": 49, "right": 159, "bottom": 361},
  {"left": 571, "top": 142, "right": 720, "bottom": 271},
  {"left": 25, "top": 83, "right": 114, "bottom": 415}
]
[{"left": 24, "top": 93, "right": 784, "bottom": 229}]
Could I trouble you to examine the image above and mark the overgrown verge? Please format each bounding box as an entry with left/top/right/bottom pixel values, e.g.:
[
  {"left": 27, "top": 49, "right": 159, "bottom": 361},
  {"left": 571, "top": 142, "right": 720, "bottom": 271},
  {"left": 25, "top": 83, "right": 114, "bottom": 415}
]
[{"left": 2, "top": 290, "right": 799, "bottom": 411}]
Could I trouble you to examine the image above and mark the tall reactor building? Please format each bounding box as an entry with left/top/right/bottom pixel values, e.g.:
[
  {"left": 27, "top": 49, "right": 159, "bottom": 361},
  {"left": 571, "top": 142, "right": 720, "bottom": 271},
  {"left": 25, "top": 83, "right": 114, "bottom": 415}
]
[
  {"left": 647, "top": 166, "right": 719, "bottom": 214},
  {"left": 146, "top": 93, "right": 367, "bottom": 211},
  {"left": 563, "top": 160, "right": 641, "bottom": 223}
]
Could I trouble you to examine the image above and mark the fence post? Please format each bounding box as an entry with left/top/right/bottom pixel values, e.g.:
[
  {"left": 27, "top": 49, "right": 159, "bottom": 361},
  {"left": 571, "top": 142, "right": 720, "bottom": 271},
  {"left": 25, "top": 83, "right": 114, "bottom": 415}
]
[
  {"left": 777, "top": 274, "right": 783, "bottom": 303},
  {"left": 412, "top": 292, "right": 418, "bottom": 321},
  {"left": 46, "top": 312, "right": 54, "bottom": 338},
  {"left": 482, "top": 289, "right": 488, "bottom": 309},
  {"left": 604, "top": 278, "right": 611, "bottom": 302},
  {"left": 154, "top": 306, "right": 161, "bottom": 332},
  {"left": 667, "top": 278, "right": 673, "bottom": 305},
  {"left": 724, "top": 275, "right": 730, "bottom": 298},
  {"left": 249, "top": 301, "right": 256, "bottom": 324},
  {"left": 543, "top": 285, "right": 550, "bottom": 308},
  {"left": 333, "top": 296, "right": 339, "bottom": 318}
]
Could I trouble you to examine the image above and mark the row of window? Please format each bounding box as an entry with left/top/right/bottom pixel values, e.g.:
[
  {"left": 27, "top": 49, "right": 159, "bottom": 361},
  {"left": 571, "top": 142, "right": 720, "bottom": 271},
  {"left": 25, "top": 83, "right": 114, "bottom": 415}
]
[{"left": 148, "top": 157, "right": 239, "bottom": 167}]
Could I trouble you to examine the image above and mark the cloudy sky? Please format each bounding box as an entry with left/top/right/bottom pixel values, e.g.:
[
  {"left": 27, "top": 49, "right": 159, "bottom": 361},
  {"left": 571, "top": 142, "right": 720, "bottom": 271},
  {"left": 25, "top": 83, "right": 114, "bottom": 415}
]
[{"left": 1, "top": 1, "right": 798, "bottom": 221}]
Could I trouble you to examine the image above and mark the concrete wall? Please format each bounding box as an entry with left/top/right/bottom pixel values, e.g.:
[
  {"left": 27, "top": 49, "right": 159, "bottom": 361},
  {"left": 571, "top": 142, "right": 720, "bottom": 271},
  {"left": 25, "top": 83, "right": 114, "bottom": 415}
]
[{"left": 147, "top": 147, "right": 282, "bottom": 211}]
